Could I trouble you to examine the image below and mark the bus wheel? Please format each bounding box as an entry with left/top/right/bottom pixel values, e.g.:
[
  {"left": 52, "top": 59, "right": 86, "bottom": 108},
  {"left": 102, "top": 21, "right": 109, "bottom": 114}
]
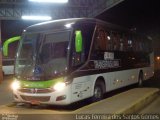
[
  {"left": 91, "top": 81, "right": 104, "bottom": 102},
  {"left": 138, "top": 72, "right": 144, "bottom": 87}
]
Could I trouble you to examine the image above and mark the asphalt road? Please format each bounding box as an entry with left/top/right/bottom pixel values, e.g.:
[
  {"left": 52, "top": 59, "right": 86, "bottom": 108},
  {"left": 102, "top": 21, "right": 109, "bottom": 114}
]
[
  {"left": 144, "top": 70, "right": 160, "bottom": 88},
  {"left": 138, "top": 70, "right": 160, "bottom": 114}
]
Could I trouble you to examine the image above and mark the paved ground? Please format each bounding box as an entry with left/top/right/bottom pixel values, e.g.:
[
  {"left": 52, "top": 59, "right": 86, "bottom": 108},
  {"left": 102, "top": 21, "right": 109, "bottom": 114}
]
[
  {"left": 0, "top": 76, "right": 13, "bottom": 105},
  {"left": 139, "top": 96, "right": 160, "bottom": 114},
  {"left": 0, "top": 87, "right": 159, "bottom": 120},
  {"left": 137, "top": 70, "right": 160, "bottom": 114},
  {"left": 75, "top": 88, "right": 159, "bottom": 114},
  {"left": 144, "top": 70, "right": 160, "bottom": 89}
]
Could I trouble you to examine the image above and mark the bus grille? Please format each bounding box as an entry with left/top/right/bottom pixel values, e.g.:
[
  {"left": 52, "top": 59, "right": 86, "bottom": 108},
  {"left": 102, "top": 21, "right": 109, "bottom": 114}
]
[
  {"left": 18, "top": 88, "right": 53, "bottom": 94},
  {"left": 20, "top": 95, "right": 50, "bottom": 102}
]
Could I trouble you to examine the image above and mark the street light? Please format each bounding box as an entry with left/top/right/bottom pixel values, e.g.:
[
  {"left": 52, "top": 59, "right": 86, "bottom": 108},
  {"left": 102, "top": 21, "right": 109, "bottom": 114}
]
[
  {"left": 21, "top": 15, "right": 52, "bottom": 21},
  {"left": 28, "top": 0, "right": 68, "bottom": 3}
]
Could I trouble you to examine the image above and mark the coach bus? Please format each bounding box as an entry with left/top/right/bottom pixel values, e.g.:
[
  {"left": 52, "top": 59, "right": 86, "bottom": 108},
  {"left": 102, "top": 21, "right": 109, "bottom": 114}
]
[{"left": 10, "top": 18, "right": 154, "bottom": 105}]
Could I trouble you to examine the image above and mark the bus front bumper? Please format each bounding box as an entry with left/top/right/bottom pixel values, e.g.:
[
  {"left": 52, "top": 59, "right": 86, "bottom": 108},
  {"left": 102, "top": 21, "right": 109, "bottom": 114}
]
[{"left": 12, "top": 85, "right": 72, "bottom": 105}]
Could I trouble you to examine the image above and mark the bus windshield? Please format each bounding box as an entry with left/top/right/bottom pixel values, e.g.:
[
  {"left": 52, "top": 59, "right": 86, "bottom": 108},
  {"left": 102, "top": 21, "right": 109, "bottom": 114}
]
[{"left": 15, "top": 31, "right": 70, "bottom": 80}]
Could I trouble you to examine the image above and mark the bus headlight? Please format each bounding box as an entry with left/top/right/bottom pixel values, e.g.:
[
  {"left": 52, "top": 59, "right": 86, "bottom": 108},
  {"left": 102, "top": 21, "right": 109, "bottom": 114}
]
[
  {"left": 11, "top": 81, "right": 20, "bottom": 91},
  {"left": 53, "top": 82, "right": 66, "bottom": 91}
]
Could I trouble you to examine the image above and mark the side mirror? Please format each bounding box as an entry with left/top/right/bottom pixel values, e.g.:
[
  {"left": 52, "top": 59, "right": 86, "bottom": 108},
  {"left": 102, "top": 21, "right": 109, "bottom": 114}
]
[
  {"left": 3, "top": 36, "right": 21, "bottom": 57},
  {"left": 75, "top": 30, "right": 83, "bottom": 53}
]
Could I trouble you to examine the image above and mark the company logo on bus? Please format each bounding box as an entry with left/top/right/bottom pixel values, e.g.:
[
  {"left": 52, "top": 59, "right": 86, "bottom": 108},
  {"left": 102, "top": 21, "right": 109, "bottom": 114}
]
[
  {"left": 30, "top": 88, "right": 38, "bottom": 94},
  {"left": 34, "top": 66, "right": 42, "bottom": 75}
]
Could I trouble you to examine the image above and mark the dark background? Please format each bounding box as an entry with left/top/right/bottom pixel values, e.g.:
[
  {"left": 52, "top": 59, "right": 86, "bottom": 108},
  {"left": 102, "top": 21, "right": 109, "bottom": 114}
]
[
  {"left": 97, "top": 0, "right": 160, "bottom": 56},
  {"left": 2, "top": 0, "right": 160, "bottom": 57}
]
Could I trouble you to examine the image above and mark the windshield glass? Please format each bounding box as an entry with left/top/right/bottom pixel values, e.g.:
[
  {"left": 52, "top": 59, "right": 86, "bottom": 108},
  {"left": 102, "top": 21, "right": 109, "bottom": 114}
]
[{"left": 15, "top": 31, "right": 70, "bottom": 80}]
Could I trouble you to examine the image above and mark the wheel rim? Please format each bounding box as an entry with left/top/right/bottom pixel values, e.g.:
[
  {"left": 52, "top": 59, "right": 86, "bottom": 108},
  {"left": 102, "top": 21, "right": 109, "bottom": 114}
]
[{"left": 94, "top": 86, "right": 102, "bottom": 99}]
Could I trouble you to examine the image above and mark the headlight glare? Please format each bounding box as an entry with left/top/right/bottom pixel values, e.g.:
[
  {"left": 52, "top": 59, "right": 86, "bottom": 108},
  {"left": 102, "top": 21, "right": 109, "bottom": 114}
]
[
  {"left": 11, "top": 81, "right": 20, "bottom": 90},
  {"left": 53, "top": 82, "right": 66, "bottom": 91}
]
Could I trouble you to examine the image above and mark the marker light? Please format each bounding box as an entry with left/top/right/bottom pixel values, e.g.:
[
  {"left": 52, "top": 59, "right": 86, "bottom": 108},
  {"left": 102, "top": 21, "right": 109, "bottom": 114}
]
[
  {"left": 21, "top": 16, "right": 52, "bottom": 21},
  {"left": 107, "top": 36, "right": 111, "bottom": 40},
  {"left": 11, "top": 81, "right": 20, "bottom": 91},
  {"left": 65, "top": 23, "right": 74, "bottom": 28},
  {"left": 28, "top": 0, "right": 68, "bottom": 3},
  {"left": 53, "top": 82, "right": 66, "bottom": 91}
]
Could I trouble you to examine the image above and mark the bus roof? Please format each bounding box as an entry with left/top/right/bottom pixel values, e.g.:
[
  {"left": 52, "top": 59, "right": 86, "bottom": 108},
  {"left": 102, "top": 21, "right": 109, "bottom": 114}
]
[{"left": 25, "top": 18, "right": 128, "bottom": 32}]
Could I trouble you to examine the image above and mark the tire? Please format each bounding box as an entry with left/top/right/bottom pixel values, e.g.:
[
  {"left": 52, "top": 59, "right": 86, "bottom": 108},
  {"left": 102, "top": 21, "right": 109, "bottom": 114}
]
[
  {"left": 91, "top": 81, "right": 105, "bottom": 102},
  {"left": 138, "top": 72, "right": 143, "bottom": 87}
]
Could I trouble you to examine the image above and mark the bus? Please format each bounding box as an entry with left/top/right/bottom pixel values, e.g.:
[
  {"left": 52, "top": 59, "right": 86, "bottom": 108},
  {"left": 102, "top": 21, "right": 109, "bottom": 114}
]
[
  {"left": 11, "top": 18, "right": 154, "bottom": 105},
  {"left": 2, "top": 58, "right": 14, "bottom": 75}
]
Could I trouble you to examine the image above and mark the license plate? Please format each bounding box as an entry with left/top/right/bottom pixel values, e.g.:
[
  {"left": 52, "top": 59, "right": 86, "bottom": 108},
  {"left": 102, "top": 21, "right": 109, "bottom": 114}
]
[{"left": 30, "top": 100, "right": 40, "bottom": 105}]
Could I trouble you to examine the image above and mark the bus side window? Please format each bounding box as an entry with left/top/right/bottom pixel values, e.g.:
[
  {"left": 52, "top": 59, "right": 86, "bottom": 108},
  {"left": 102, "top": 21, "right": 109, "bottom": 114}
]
[
  {"left": 94, "top": 27, "right": 107, "bottom": 51},
  {"left": 127, "top": 34, "right": 133, "bottom": 51},
  {"left": 112, "top": 32, "right": 120, "bottom": 51},
  {"left": 123, "top": 34, "right": 128, "bottom": 51},
  {"left": 134, "top": 36, "right": 141, "bottom": 52},
  {"left": 147, "top": 39, "right": 153, "bottom": 53},
  {"left": 71, "top": 23, "right": 94, "bottom": 67},
  {"left": 105, "top": 30, "right": 112, "bottom": 51},
  {"left": 133, "top": 36, "right": 139, "bottom": 52},
  {"left": 119, "top": 33, "right": 124, "bottom": 51},
  {"left": 139, "top": 40, "right": 143, "bottom": 52}
]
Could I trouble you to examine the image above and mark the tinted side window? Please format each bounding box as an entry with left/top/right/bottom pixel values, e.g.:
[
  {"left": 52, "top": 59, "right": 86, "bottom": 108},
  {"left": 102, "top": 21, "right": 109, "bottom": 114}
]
[
  {"left": 92, "top": 25, "right": 113, "bottom": 52},
  {"left": 94, "top": 27, "right": 107, "bottom": 51},
  {"left": 71, "top": 22, "right": 95, "bottom": 67}
]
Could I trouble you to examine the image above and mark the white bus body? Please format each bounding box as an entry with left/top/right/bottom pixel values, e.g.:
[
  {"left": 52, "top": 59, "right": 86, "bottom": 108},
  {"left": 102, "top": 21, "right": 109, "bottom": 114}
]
[{"left": 11, "top": 18, "right": 154, "bottom": 105}]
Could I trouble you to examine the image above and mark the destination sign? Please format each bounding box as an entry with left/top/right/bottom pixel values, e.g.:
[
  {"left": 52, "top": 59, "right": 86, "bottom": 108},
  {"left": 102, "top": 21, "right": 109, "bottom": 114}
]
[{"left": 94, "top": 60, "right": 120, "bottom": 69}]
